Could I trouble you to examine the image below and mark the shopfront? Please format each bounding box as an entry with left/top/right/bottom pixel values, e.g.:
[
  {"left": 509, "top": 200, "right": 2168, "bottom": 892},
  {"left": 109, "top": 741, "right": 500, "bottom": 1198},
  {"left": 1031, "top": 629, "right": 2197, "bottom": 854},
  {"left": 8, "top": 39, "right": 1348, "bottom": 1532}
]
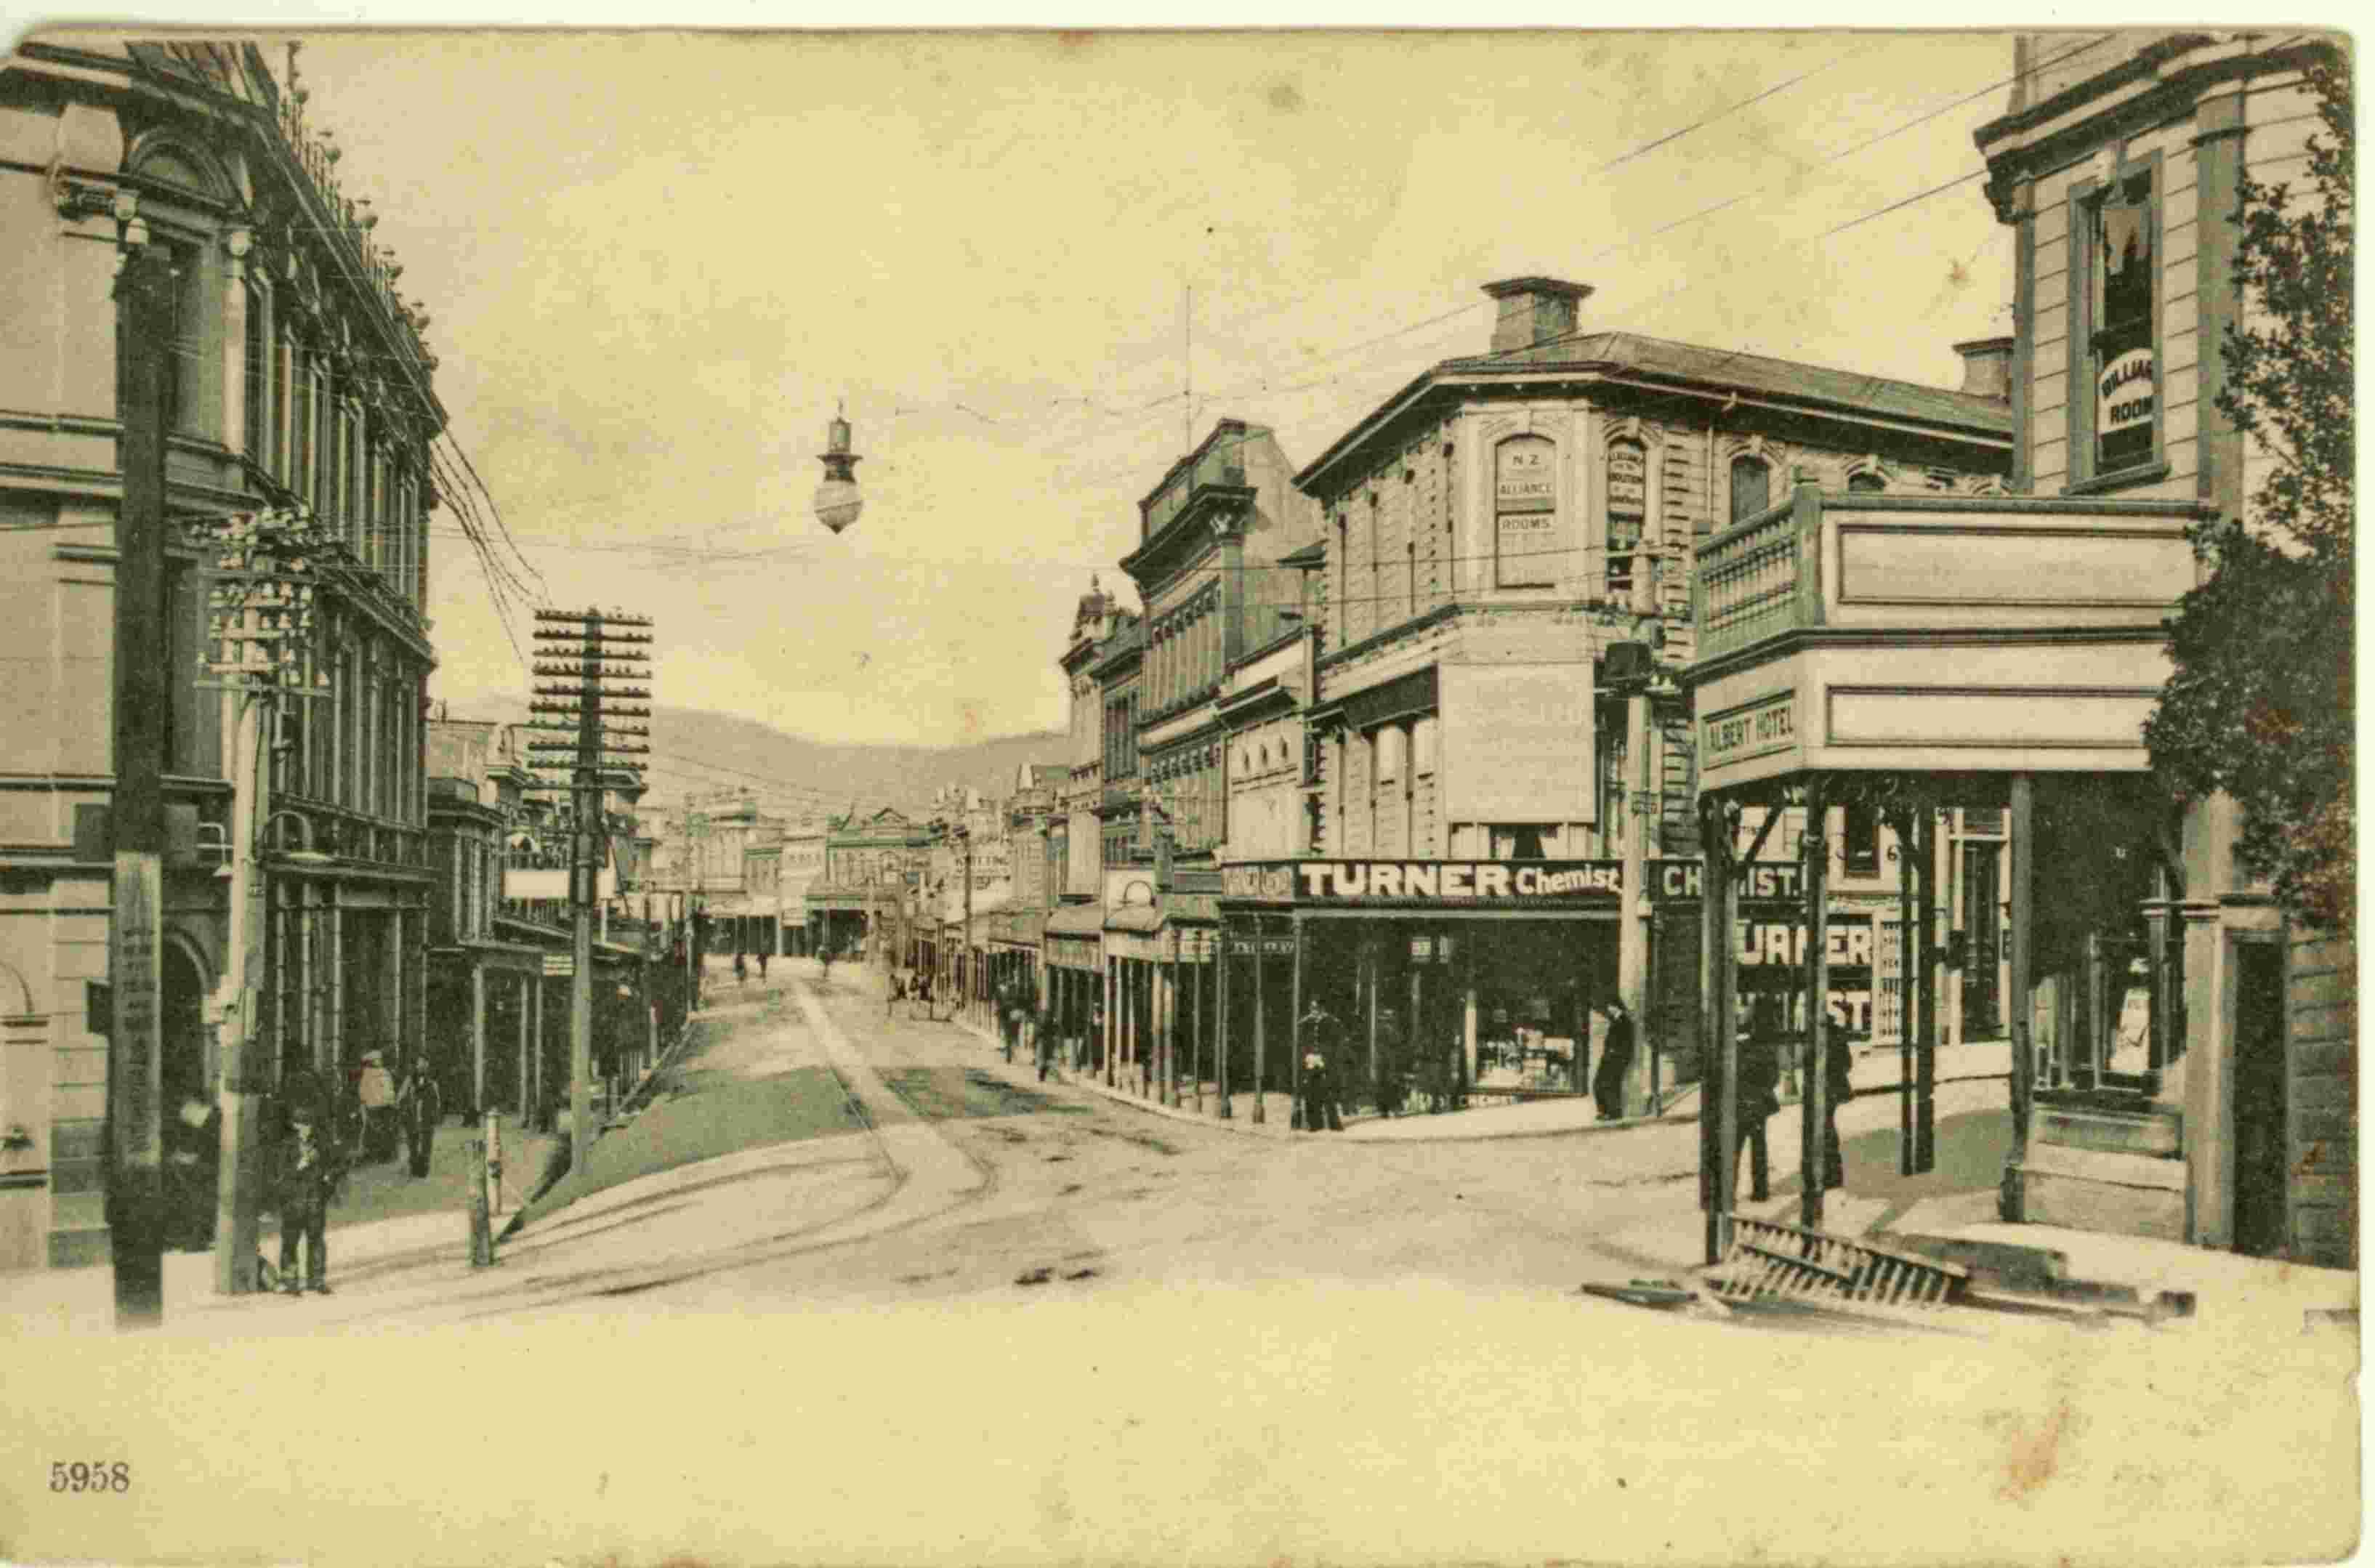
[
  {"left": 1217, "top": 858, "right": 1703, "bottom": 1120},
  {"left": 1044, "top": 906, "right": 1104, "bottom": 1070}
]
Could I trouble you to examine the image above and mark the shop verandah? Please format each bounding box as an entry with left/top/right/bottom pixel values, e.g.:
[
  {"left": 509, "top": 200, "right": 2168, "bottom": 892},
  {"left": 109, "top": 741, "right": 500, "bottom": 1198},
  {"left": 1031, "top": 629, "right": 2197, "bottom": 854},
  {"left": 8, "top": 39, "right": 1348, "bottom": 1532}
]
[{"left": 1683, "top": 482, "right": 2255, "bottom": 1261}]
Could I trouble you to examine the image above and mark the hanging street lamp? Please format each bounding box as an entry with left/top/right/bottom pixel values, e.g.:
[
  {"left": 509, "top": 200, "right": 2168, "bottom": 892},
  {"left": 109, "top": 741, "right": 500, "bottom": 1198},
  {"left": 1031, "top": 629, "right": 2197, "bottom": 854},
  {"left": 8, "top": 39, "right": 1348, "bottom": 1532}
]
[{"left": 814, "top": 405, "right": 863, "bottom": 535}]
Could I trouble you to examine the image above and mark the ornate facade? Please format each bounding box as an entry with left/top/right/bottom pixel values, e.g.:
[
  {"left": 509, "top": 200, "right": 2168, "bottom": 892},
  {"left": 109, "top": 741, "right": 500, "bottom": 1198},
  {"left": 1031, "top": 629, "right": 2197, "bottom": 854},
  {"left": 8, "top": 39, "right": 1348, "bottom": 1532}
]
[{"left": 0, "top": 39, "right": 445, "bottom": 1267}]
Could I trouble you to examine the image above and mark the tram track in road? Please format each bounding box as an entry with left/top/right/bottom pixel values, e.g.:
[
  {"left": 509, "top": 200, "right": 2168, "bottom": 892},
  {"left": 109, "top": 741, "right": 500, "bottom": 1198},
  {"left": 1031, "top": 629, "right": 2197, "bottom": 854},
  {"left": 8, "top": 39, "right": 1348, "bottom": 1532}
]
[{"left": 463, "top": 971, "right": 1004, "bottom": 1311}]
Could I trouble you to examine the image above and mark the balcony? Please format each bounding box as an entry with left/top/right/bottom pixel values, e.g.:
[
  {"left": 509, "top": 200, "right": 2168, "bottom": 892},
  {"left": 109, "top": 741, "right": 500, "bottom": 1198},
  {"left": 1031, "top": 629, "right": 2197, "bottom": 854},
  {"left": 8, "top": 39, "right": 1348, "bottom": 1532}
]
[{"left": 1685, "top": 484, "right": 2211, "bottom": 789}]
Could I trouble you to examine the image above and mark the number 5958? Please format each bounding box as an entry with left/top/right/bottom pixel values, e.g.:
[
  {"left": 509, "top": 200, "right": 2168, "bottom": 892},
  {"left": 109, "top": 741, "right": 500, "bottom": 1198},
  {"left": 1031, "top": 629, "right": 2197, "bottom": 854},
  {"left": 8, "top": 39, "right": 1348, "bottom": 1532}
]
[{"left": 49, "top": 1461, "right": 130, "bottom": 1492}]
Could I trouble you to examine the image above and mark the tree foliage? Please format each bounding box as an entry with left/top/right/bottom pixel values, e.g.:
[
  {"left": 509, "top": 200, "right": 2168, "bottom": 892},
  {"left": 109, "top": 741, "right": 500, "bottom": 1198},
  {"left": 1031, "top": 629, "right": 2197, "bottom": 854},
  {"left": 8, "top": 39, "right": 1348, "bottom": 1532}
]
[{"left": 2144, "top": 53, "right": 2355, "bottom": 934}]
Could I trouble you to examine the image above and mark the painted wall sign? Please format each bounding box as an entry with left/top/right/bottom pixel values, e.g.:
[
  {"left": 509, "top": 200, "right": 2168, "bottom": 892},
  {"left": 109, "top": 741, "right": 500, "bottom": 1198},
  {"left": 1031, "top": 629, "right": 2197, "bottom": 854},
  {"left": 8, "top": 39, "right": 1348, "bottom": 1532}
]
[
  {"left": 1702, "top": 692, "right": 1797, "bottom": 766},
  {"left": 1438, "top": 662, "right": 1595, "bottom": 824},
  {"left": 1605, "top": 441, "right": 1647, "bottom": 513},
  {"left": 2097, "top": 347, "right": 2156, "bottom": 434},
  {"left": 1494, "top": 435, "right": 1557, "bottom": 513},
  {"left": 1656, "top": 860, "right": 1807, "bottom": 902}
]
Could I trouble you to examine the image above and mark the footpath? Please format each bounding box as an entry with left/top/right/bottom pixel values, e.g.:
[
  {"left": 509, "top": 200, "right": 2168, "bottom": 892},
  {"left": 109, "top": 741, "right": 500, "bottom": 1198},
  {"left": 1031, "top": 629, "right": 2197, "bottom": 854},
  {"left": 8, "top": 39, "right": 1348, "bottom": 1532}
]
[{"left": 883, "top": 964, "right": 2354, "bottom": 1330}]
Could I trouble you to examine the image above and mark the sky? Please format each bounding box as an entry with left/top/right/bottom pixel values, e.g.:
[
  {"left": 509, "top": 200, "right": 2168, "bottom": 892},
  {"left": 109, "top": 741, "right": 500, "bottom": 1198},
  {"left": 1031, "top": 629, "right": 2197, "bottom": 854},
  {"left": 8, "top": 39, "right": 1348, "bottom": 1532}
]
[{"left": 258, "top": 28, "right": 2023, "bottom": 746}]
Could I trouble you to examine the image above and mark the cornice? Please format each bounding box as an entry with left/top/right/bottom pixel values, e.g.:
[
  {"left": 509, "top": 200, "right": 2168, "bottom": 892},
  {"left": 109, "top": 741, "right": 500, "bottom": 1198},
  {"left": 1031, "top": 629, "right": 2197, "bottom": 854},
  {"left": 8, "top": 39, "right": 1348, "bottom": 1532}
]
[{"left": 1975, "top": 34, "right": 2339, "bottom": 222}]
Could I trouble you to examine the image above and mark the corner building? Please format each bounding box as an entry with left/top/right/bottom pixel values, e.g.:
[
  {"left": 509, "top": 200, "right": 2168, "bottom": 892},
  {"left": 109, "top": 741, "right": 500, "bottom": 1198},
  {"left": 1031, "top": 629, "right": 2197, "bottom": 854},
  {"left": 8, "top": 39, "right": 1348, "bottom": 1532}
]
[
  {"left": 0, "top": 39, "right": 444, "bottom": 1267},
  {"left": 1218, "top": 277, "right": 2010, "bottom": 1120}
]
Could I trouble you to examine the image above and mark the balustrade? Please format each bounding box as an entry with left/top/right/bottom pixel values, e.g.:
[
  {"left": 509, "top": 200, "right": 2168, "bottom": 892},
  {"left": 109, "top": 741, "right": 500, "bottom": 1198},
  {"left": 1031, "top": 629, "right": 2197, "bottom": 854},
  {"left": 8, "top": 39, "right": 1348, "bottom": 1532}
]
[{"left": 1693, "top": 493, "right": 1812, "bottom": 662}]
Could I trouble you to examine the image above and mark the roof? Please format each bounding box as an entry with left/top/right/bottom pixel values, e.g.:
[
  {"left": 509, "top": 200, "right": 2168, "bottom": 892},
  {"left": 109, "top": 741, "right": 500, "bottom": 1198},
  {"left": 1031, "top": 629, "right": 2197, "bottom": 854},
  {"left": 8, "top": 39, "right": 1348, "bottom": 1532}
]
[
  {"left": 1299, "top": 328, "right": 2012, "bottom": 490},
  {"left": 1438, "top": 331, "right": 2012, "bottom": 431}
]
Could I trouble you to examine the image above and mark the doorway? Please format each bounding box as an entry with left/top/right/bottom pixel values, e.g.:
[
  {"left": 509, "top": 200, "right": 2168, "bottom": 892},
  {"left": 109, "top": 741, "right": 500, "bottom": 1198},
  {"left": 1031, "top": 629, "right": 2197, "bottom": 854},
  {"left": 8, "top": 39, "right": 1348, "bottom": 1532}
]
[
  {"left": 1960, "top": 841, "right": 2004, "bottom": 1037},
  {"left": 2231, "top": 939, "right": 2289, "bottom": 1257},
  {"left": 161, "top": 942, "right": 209, "bottom": 1112}
]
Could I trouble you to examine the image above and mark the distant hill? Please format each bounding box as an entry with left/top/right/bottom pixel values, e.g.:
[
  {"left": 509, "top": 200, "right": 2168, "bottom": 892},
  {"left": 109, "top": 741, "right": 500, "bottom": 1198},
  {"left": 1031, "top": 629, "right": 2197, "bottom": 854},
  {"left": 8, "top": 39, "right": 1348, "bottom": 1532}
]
[{"left": 450, "top": 698, "right": 1069, "bottom": 819}]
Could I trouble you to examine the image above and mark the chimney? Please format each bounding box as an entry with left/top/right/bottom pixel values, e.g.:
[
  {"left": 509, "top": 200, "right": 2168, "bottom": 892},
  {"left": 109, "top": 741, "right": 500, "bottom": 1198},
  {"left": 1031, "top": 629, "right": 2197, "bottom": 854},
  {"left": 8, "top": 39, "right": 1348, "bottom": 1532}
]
[
  {"left": 1953, "top": 335, "right": 2015, "bottom": 401},
  {"left": 1483, "top": 277, "right": 1594, "bottom": 357}
]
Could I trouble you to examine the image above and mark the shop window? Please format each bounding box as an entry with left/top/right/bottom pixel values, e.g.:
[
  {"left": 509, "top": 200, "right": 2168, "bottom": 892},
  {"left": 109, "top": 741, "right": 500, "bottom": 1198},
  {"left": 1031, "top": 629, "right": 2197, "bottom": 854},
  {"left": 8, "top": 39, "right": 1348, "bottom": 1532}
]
[
  {"left": 2077, "top": 162, "right": 2161, "bottom": 482},
  {"left": 1729, "top": 455, "right": 1771, "bottom": 525},
  {"left": 1605, "top": 437, "right": 1646, "bottom": 602}
]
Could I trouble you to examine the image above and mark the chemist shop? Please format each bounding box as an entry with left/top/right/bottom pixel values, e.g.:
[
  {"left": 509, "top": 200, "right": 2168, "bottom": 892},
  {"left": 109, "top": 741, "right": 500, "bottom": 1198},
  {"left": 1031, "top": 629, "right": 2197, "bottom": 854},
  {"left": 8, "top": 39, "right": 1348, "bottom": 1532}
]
[{"left": 1215, "top": 857, "right": 1709, "bottom": 1113}]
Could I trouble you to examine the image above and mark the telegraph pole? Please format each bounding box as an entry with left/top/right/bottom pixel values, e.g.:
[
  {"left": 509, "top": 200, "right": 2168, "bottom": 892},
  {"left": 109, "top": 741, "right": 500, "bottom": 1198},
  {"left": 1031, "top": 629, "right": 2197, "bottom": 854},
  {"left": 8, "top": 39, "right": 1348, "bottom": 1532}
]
[
  {"left": 196, "top": 508, "right": 330, "bottom": 1296},
  {"left": 108, "top": 235, "right": 173, "bottom": 1328},
  {"left": 527, "top": 609, "right": 652, "bottom": 1176}
]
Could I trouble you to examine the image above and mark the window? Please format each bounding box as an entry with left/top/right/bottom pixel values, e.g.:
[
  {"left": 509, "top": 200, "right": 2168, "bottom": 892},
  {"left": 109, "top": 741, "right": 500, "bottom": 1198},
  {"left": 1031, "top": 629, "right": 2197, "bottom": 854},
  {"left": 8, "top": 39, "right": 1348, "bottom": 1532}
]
[
  {"left": 2078, "top": 162, "right": 2161, "bottom": 481},
  {"left": 243, "top": 283, "right": 267, "bottom": 466},
  {"left": 163, "top": 242, "right": 209, "bottom": 437},
  {"left": 1729, "top": 456, "right": 1771, "bottom": 525},
  {"left": 1492, "top": 825, "right": 1549, "bottom": 861},
  {"left": 1493, "top": 435, "right": 1557, "bottom": 588},
  {"left": 1605, "top": 437, "right": 1647, "bottom": 602},
  {"left": 1842, "top": 801, "right": 1879, "bottom": 878},
  {"left": 1847, "top": 470, "right": 1887, "bottom": 494}
]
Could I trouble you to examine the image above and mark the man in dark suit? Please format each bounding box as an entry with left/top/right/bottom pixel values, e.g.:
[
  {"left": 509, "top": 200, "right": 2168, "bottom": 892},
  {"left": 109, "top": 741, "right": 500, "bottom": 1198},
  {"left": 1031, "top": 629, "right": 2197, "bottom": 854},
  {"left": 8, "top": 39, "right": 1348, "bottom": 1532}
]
[{"left": 1591, "top": 1001, "right": 1637, "bottom": 1121}]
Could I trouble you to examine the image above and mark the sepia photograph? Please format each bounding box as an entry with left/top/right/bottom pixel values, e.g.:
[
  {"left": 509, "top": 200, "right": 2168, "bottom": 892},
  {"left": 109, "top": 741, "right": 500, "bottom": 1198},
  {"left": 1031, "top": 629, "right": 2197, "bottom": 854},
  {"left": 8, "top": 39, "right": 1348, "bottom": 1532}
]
[{"left": 0, "top": 15, "right": 2358, "bottom": 1566}]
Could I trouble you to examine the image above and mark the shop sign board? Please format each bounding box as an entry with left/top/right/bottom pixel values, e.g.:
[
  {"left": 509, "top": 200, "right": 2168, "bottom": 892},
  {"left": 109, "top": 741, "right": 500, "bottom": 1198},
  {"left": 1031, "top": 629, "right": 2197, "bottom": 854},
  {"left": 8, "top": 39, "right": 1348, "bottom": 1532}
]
[
  {"left": 1701, "top": 691, "right": 1797, "bottom": 769},
  {"left": 1047, "top": 936, "right": 1102, "bottom": 970},
  {"left": 1225, "top": 934, "right": 1297, "bottom": 957},
  {"left": 1733, "top": 910, "right": 1877, "bottom": 1037},
  {"left": 1225, "top": 858, "right": 1762, "bottom": 905}
]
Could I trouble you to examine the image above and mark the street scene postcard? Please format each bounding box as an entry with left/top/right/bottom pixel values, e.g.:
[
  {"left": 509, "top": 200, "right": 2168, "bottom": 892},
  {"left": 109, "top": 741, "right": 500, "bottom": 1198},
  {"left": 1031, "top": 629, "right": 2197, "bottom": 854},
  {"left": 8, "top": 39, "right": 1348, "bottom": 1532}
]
[{"left": 0, "top": 20, "right": 2359, "bottom": 1568}]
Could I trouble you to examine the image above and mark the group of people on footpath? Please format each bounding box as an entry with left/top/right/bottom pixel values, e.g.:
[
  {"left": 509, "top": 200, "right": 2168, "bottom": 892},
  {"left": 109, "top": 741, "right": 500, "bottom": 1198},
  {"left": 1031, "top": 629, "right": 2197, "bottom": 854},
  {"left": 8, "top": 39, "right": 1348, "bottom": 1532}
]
[
  {"left": 731, "top": 949, "right": 772, "bottom": 986},
  {"left": 1717, "top": 995, "right": 1854, "bottom": 1205},
  {"left": 156, "top": 1044, "right": 461, "bottom": 1297}
]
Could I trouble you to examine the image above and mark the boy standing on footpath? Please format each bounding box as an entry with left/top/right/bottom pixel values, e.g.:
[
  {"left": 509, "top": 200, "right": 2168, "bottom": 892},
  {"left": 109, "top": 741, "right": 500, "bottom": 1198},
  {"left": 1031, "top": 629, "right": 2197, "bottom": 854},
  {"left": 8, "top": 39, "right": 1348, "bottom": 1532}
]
[{"left": 273, "top": 1104, "right": 342, "bottom": 1295}]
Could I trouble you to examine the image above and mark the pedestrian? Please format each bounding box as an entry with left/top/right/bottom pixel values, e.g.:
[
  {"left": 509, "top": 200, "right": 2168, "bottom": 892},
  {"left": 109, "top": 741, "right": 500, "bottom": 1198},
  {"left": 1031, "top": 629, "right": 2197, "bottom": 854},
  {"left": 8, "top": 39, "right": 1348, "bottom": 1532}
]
[
  {"left": 1730, "top": 999, "right": 1785, "bottom": 1204},
  {"left": 734, "top": 951, "right": 748, "bottom": 987},
  {"left": 1591, "top": 1000, "right": 1636, "bottom": 1122},
  {"left": 1034, "top": 1003, "right": 1058, "bottom": 1082},
  {"left": 272, "top": 1102, "right": 340, "bottom": 1296},
  {"left": 757, "top": 950, "right": 769, "bottom": 981},
  {"left": 163, "top": 1093, "right": 221, "bottom": 1250},
  {"left": 398, "top": 1058, "right": 443, "bottom": 1179},
  {"left": 1297, "top": 1001, "right": 1345, "bottom": 1132},
  {"left": 887, "top": 971, "right": 906, "bottom": 1017},
  {"left": 1820, "top": 1026, "right": 1855, "bottom": 1191},
  {"left": 1000, "top": 983, "right": 1023, "bottom": 1064},
  {"left": 356, "top": 1049, "right": 398, "bottom": 1163}
]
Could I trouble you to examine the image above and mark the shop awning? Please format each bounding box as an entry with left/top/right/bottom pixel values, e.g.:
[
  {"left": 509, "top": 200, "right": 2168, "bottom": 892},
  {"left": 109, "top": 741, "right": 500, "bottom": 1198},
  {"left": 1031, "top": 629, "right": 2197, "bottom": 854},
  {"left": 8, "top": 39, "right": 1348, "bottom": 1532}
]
[
  {"left": 1105, "top": 893, "right": 1219, "bottom": 934},
  {"left": 1047, "top": 902, "right": 1105, "bottom": 937}
]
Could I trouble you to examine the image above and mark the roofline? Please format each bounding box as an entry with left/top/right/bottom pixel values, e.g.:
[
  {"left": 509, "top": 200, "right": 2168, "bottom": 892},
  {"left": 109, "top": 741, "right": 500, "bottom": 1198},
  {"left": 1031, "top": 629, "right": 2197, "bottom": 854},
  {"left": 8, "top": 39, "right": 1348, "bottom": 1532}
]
[{"left": 1296, "top": 352, "right": 2011, "bottom": 492}]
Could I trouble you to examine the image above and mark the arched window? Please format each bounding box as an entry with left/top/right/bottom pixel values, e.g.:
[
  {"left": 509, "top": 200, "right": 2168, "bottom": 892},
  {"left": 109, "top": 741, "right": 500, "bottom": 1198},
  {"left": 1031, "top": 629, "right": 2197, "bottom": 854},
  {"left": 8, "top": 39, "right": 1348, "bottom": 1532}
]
[
  {"left": 1605, "top": 437, "right": 1648, "bottom": 601},
  {"left": 1847, "top": 469, "right": 1887, "bottom": 493},
  {"left": 1493, "top": 435, "right": 1557, "bottom": 588},
  {"left": 1729, "top": 455, "right": 1772, "bottom": 525}
]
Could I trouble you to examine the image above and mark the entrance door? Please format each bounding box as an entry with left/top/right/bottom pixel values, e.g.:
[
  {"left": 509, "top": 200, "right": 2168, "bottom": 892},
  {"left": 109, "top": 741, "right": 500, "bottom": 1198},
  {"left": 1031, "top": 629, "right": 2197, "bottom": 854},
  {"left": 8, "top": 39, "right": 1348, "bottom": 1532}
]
[
  {"left": 2232, "top": 940, "right": 2289, "bottom": 1257},
  {"left": 1960, "top": 842, "right": 2003, "bottom": 1037},
  {"left": 161, "top": 944, "right": 209, "bottom": 1112}
]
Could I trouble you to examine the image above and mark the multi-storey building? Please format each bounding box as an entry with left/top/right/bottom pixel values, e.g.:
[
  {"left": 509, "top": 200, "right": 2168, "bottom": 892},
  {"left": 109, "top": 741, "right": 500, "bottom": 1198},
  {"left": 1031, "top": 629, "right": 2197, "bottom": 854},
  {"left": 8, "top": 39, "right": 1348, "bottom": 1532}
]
[
  {"left": 1212, "top": 275, "right": 2013, "bottom": 1120},
  {"left": 808, "top": 805, "right": 930, "bottom": 961},
  {"left": 1046, "top": 583, "right": 1131, "bottom": 1063},
  {"left": 1967, "top": 31, "right": 2353, "bottom": 1263},
  {"left": 0, "top": 39, "right": 444, "bottom": 1267}
]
